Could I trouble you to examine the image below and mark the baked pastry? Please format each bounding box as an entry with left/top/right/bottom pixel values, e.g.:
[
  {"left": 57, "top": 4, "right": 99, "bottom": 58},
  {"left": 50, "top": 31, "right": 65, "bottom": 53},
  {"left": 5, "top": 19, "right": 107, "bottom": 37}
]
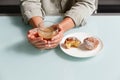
[
  {"left": 64, "top": 37, "right": 81, "bottom": 49},
  {"left": 83, "top": 37, "right": 99, "bottom": 50}
]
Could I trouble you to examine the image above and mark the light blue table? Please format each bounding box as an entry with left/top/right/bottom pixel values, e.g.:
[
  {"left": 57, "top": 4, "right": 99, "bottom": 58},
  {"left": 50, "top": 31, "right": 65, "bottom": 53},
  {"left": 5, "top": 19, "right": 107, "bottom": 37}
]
[{"left": 0, "top": 15, "right": 120, "bottom": 80}]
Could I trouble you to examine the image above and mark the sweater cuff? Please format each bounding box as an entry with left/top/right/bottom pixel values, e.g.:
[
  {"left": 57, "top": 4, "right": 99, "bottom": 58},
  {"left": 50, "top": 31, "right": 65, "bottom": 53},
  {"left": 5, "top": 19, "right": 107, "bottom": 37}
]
[
  {"left": 64, "top": 12, "right": 86, "bottom": 27},
  {"left": 23, "top": 9, "right": 45, "bottom": 24}
]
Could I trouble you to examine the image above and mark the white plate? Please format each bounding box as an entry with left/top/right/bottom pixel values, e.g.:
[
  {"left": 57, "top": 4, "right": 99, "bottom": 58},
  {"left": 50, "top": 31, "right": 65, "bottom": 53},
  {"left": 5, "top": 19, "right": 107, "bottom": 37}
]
[{"left": 60, "top": 32, "right": 103, "bottom": 58}]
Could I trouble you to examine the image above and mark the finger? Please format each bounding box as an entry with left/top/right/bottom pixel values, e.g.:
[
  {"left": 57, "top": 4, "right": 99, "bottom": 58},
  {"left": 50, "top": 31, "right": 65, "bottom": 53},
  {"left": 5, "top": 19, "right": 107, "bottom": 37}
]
[
  {"left": 35, "top": 46, "right": 46, "bottom": 50},
  {"left": 35, "top": 43, "right": 58, "bottom": 50},
  {"left": 28, "top": 28, "right": 38, "bottom": 33},
  {"left": 46, "top": 43, "right": 58, "bottom": 49},
  {"left": 27, "top": 32, "right": 38, "bottom": 40},
  {"left": 51, "top": 34, "right": 60, "bottom": 40},
  {"left": 27, "top": 34, "right": 36, "bottom": 40},
  {"left": 34, "top": 41, "right": 48, "bottom": 46},
  {"left": 31, "top": 41, "right": 47, "bottom": 47},
  {"left": 35, "top": 43, "right": 52, "bottom": 50},
  {"left": 49, "top": 35, "right": 63, "bottom": 44},
  {"left": 28, "top": 31, "right": 38, "bottom": 38},
  {"left": 46, "top": 42, "right": 58, "bottom": 47},
  {"left": 34, "top": 43, "right": 46, "bottom": 48},
  {"left": 31, "top": 37, "right": 47, "bottom": 44},
  {"left": 48, "top": 38, "right": 61, "bottom": 45},
  {"left": 28, "top": 28, "right": 38, "bottom": 37},
  {"left": 52, "top": 31, "right": 63, "bottom": 41},
  {"left": 33, "top": 41, "right": 46, "bottom": 45},
  {"left": 28, "top": 36, "right": 47, "bottom": 48}
]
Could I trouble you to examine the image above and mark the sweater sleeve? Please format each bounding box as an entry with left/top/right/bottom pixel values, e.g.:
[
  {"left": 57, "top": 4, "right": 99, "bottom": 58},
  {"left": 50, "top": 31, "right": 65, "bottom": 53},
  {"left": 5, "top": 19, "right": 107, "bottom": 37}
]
[
  {"left": 64, "top": 0, "right": 96, "bottom": 26},
  {"left": 20, "top": 0, "right": 45, "bottom": 24}
]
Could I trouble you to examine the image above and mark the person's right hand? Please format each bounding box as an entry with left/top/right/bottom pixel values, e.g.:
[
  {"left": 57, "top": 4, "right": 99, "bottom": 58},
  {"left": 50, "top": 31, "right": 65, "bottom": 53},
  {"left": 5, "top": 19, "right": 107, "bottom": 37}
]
[{"left": 27, "top": 28, "right": 48, "bottom": 49}]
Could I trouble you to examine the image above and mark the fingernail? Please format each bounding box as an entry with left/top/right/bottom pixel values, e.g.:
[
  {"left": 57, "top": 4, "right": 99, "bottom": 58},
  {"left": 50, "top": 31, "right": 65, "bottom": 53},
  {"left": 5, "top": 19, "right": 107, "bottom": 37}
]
[
  {"left": 31, "top": 36, "right": 35, "bottom": 39},
  {"left": 28, "top": 35, "right": 31, "bottom": 38},
  {"left": 48, "top": 41, "right": 50, "bottom": 44},
  {"left": 51, "top": 38, "right": 54, "bottom": 40}
]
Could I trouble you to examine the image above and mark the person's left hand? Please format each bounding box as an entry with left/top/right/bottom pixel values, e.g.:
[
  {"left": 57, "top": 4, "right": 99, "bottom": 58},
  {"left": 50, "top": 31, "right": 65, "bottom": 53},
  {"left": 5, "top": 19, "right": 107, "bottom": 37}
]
[{"left": 47, "top": 24, "right": 64, "bottom": 49}]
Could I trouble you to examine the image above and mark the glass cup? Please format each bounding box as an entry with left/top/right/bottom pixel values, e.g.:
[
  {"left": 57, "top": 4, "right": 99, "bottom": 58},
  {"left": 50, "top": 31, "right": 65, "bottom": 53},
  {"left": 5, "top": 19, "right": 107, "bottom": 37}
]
[{"left": 37, "top": 21, "right": 59, "bottom": 40}]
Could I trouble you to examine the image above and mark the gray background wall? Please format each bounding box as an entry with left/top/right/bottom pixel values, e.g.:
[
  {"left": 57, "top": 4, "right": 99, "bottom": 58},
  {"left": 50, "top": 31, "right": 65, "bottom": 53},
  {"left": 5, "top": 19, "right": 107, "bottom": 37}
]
[
  {"left": 0, "top": 0, "right": 120, "bottom": 5},
  {"left": 99, "top": 0, "right": 120, "bottom": 5},
  {"left": 0, "top": 0, "right": 19, "bottom": 5}
]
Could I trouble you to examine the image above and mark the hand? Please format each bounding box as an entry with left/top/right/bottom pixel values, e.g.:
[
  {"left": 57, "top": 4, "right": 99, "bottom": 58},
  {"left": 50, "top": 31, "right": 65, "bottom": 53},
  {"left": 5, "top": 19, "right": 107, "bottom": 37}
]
[
  {"left": 47, "top": 24, "right": 64, "bottom": 48},
  {"left": 27, "top": 28, "right": 49, "bottom": 49}
]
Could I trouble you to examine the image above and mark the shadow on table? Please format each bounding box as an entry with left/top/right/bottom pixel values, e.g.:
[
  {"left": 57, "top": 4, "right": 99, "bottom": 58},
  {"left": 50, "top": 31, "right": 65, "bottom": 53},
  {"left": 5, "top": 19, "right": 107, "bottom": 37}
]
[
  {"left": 54, "top": 46, "right": 94, "bottom": 62},
  {"left": 8, "top": 16, "right": 32, "bottom": 36},
  {"left": 6, "top": 39, "right": 49, "bottom": 56}
]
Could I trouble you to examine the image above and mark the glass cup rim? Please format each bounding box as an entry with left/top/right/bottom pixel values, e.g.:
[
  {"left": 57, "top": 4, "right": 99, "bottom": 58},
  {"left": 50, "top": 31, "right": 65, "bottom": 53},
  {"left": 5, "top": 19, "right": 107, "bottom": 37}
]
[
  {"left": 38, "top": 21, "right": 56, "bottom": 28},
  {"left": 37, "top": 21, "right": 59, "bottom": 40}
]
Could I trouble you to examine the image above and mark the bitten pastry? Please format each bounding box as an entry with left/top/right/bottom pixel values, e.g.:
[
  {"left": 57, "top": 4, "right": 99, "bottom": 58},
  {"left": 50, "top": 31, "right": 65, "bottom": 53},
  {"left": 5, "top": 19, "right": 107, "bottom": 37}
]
[
  {"left": 64, "top": 37, "right": 81, "bottom": 49},
  {"left": 83, "top": 37, "right": 99, "bottom": 50}
]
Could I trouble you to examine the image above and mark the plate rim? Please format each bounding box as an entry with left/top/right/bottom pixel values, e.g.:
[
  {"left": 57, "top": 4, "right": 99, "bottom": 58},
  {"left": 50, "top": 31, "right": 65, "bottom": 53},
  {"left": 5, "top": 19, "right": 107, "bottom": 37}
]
[{"left": 59, "top": 32, "right": 103, "bottom": 58}]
